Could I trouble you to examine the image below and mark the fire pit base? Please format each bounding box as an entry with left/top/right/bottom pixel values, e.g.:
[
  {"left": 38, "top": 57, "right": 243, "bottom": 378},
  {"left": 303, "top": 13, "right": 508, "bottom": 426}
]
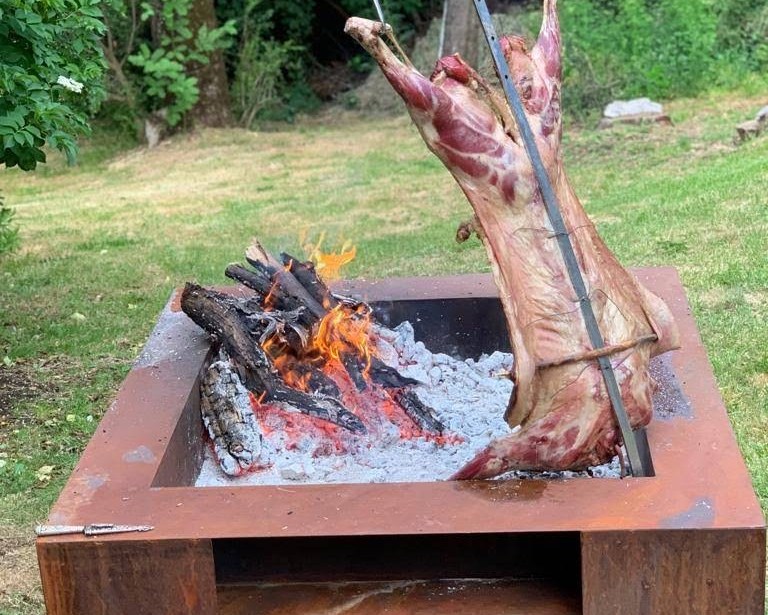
[
  {"left": 37, "top": 269, "right": 766, "bottom": 615},
  {"left": 218, "top": 579, "right": 581, "bottom": 614}
]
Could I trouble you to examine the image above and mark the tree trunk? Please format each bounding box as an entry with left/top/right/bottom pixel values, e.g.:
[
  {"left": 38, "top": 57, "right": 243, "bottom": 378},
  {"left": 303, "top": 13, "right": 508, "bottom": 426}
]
[
  {"left": 186, "top": 0, "right": 232, "bottom": 128},
  {"left": 441, "top": 0, "right": 482, "bottom": 68}
]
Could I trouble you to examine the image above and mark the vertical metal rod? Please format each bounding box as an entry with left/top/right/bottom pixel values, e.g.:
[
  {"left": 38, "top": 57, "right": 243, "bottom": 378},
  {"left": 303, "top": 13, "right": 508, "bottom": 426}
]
[
  {"left": 372, "top": 0, "right": 386, "bottom": 24},
  {"left": 472, "top": 0, "right": 648, "bottom": 477},
  {"left": 438, "top": 0, "right": 448, "bottom": 58}
]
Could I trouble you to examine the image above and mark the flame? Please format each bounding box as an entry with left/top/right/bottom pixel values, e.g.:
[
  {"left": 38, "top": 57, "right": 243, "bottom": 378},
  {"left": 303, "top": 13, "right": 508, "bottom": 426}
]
[
  {"left": 262, "top": 279, "right": 279, "bottom": 310},
  {"left": 272, "top": 353, "right": 313, "bottom": 392},
  {"left": 301, "top": 231, "right": 357, "bottom": 281},
  {"left": 314, "top": 302, "right": 376, "bottom": 375},
  {"left": 260, "top": 300, "right": 377, "bottom": 393},
  {"left": 249, "top": 241, "right": 453, "bottom": 456}
]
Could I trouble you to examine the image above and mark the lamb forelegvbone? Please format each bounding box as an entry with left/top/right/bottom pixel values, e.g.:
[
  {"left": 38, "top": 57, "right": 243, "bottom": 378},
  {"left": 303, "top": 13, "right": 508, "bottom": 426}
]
[{"left": 345, "top": 1, "right": 680, "bottom": 479}]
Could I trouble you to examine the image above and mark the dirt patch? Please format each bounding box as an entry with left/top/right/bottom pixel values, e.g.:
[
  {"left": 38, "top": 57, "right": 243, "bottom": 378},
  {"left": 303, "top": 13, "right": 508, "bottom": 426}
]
[
  {"left": 699, "top": 287, "right": 728, "bottom": 309},
  {"left": 0, "top": 363, "right": 39, "bottom": 419},
  {"left": 0, "top": 356, "right": 88, "bottom": 434},
  {"left": 0, "top": 524, "right": 43, "bottom": 613}
]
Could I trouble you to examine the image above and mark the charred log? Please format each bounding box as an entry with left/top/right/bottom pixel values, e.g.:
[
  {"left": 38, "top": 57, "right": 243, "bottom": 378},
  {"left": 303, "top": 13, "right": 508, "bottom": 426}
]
[
  {"left": 225, "top": 264, "right": 315, "bottom": 329},
  {"left": 281, "top": 252, "right": 339, "bottom": 309},
  {"left": 181, "top": 283, "right": 274, "bottom": 392},
  {"left": 181, "top": 283, "right": 365, "bottom": 434},
  {"left": 268, "top": 385, "right": 366, "bottom": 435},
  {"left": 392, "top": 388, "right": 445, "bottom": 434},
  {"left": 341, "top": 353, "right": 368, "bottom": 392},
  {"left": 223, "top": 263, "right": 270, "bottom": 297},
  {"left": 369, "top": 356, "right": 421, "bottom": 388},
  {"left": 246, "top": 241, "right": 326, "bottom": 319},
  {"left": 200, "top": 356, "right": 263, "bottom": 476}
]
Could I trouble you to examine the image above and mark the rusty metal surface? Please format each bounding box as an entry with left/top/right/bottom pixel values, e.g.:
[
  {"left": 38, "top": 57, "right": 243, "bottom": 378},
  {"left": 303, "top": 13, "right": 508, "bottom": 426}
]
[
  {"left": 581, "top": 528, "right": 767, "bottom": 614},
  {"left": 217, "top": 579, "right": 581, "bottom": 615},
  {"left": 39, "top": 268, "right": 765, "bottom": 543}
]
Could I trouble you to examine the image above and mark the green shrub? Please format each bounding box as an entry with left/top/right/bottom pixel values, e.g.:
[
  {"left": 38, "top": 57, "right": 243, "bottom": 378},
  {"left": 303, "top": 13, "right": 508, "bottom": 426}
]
[
  {"left": 0, "top": 0, "right": 107, "bottom": 169},
  {"left": 0, "top": 194, "right": 19, "bottom": 256},
  {"left": 716, "top": 0, "right": 768, "bottom": 72},
  {"left": 559, "top": 0, "right": 719, "bottom": 114},
  {"left": 230, "top": 0, "right": 303, "bottom": 127}
]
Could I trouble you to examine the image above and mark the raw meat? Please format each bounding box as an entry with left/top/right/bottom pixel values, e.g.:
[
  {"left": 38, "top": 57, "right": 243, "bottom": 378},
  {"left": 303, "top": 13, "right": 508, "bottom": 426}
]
[{"left": 345, "top": 1, "right": 680, "bottom": 478}]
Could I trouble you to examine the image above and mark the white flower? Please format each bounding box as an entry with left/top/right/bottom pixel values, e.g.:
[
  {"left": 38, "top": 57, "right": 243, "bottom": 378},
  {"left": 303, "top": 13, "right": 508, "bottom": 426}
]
[{"left": 57, "top": 76, "right": 84, "bottom": 93}]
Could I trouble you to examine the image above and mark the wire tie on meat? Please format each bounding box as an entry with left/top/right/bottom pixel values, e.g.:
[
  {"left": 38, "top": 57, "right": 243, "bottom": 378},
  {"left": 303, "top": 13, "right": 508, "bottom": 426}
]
[
  {"left": 536, "top": 334, "right": 659, "bottom": 370},
  {"left": 370, "top": 0, "right": 413, "bottom": 68}
]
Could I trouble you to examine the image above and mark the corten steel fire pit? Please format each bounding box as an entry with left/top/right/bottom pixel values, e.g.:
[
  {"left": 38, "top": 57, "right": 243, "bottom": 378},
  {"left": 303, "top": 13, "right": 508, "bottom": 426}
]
[{"left": 37, "top": 268, "right": 765, "bottom": 615}]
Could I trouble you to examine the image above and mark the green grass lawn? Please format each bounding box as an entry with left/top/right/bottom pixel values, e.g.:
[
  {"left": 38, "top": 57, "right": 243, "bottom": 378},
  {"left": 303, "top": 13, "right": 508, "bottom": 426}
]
[{"left": 1, "top": 89, "right": 767, "bottom": 612}]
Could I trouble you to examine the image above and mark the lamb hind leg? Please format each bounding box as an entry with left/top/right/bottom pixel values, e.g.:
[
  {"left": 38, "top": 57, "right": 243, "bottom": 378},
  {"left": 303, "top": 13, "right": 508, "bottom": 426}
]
[{"left": 450, "top": 403, "right": 614, "bottom": 480}]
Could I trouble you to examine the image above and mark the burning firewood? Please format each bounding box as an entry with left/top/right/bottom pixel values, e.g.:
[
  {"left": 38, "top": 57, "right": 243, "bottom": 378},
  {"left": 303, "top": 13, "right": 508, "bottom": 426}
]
[
  {"left": 181, "top": 283, "right": 367, "bottom": 436},
  {"left": 200, "top": 355, "right": 263, "bottom": 476},
  {"left": 345, "top": 1, "right": 680, "bottom": 479},
  {"left": 181, "top": 242, "right": 444, "bottom": 476},
  {"left": 392, "top": 388, "right": 445, "bottom": 434},
  {"left": 279, "top": 252, "right": 339, "bottom": 309}
]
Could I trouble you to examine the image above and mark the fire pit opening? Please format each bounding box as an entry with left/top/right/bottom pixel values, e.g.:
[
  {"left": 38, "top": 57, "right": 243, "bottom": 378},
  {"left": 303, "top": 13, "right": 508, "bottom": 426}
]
[
  {"left": 213, "top": 531, "right": 582, "bottom": 609},
  {"left": 148, "top": 282, "right": 696, "bottom": 490},
  {"left": 213, "top": 532, "right": 580, "bottom": 584}
]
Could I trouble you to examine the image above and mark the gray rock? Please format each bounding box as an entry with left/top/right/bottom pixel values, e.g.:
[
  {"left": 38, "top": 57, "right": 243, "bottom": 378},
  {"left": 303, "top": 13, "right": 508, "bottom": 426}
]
[{"left": 604, "top": 97, "right": 663, "bottom": 118}]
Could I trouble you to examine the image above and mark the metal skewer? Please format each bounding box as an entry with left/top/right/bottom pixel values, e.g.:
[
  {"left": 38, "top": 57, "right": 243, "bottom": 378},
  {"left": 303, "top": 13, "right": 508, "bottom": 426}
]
[
  {"left": 369, "top": 0, "right": 414, "bottom": 68},
  {"left": 372, "top": 0, "right": 387, "bottom": 24}
]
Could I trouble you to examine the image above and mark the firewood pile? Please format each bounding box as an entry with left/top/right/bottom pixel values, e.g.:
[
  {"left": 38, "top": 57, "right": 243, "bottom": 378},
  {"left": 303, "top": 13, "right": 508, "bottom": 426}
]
[{"left": 181, "top": 241, "right": 444, "bottom": 476}]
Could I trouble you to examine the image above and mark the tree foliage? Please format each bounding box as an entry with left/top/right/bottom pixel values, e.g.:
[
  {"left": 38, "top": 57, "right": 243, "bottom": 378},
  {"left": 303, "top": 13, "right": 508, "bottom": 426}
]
[
  {"left": 716, "top": 0, "right": 768, "bottom": 71},
  {"left": 0, "top": 193, "right": 19, "bottom": 256},
  {"left": 0, "top": 0, "right": 107, "bottom": 169},
  {"left": 103, "top": 0, "right": 235, "bottom": 130},
  {"left": 551, "top": 0, "right": 722, "bottom": 113}
]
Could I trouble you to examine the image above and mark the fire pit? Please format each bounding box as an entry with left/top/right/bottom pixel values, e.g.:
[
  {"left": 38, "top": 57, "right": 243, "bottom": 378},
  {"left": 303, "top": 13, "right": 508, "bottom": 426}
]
[{"left": 37, "top": 268, "right": 765, "bottom": 614}]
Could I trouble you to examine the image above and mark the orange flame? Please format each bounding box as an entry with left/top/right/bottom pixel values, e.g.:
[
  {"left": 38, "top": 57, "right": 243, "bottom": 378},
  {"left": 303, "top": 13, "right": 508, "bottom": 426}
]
[
  {"left": 313, "top": 303, "right": 376, "bottom": 374},
  {"left": 273, "top": 353, "right": 313, "bottom": 392},
  {"left": 301, "top": 231, "right": 357, "bottom": 281}
]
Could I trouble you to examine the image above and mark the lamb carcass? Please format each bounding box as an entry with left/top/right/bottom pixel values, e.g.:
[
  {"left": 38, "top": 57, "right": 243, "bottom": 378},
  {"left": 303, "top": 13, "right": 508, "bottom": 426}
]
[{"left": 345, "top": 0, "right": 680, "bottom": 479}]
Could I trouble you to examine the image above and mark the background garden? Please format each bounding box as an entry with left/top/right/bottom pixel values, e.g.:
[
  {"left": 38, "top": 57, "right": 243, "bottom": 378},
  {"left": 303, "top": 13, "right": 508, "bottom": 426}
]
[{"left": 1, "top": 1, "right": 767, "bottom": 612}]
